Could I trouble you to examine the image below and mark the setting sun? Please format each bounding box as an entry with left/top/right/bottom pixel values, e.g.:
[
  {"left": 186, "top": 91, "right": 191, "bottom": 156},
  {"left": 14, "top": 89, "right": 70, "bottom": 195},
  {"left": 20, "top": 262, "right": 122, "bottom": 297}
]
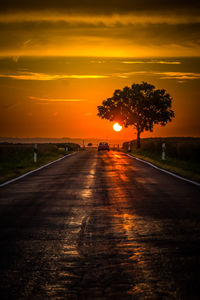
[{"left": 113, "top": 123, "right": 122, "bottom": 132}]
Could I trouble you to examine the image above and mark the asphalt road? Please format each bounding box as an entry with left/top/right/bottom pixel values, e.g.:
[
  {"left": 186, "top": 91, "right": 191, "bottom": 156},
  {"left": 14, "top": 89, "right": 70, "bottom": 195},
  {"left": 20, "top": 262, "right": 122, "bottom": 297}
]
[{"left": 0, "top": 150, "right": 200, "bottom": 300}]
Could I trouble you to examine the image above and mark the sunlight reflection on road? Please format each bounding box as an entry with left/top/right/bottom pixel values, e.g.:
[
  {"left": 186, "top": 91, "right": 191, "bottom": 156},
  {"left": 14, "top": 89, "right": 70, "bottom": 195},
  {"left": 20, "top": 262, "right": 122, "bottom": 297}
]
[{"left": 103, "top": 151, "right": 173, "bottom": 297}]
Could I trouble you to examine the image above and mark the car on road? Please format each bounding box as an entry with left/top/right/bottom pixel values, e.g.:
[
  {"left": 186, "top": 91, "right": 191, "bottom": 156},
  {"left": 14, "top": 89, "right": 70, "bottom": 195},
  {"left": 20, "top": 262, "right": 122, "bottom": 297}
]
[{"left": 98, "top": 142, "right": 110, "bottom": 151}]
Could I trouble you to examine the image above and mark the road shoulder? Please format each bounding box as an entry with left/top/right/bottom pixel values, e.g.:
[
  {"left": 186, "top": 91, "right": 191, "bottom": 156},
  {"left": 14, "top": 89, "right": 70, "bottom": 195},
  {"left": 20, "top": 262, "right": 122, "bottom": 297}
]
[
  {"left": 0, "top": 152, "right": 76, "bottom": 188},
  {"left": 126, "top": 153, "right": 200, "bottom": 187}
]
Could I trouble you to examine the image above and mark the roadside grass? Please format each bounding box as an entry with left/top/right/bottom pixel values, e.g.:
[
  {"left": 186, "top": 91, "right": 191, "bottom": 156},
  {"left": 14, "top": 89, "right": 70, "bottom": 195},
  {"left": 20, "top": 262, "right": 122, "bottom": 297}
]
[
  {"left": 0, "top": 143, "right": 76, "bottom": 184},
  {"left": 123, "top": 138, "right": 200, "bottom": 183},
  {"left": 127, "top": 150, "right": 200, "bottom": 183}
]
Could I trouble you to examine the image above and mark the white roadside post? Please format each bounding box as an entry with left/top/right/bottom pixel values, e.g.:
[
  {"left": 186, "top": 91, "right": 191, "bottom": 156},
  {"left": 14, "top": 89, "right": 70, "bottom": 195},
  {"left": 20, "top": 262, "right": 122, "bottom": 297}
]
[
  {"left": 34, "top": 144, "right": 38, "bottom": 163},
  {"left": 162, "top": 143, "right": 166, "bottom": 160},
  {"left": 65, "top": 144, "right": 68, "bottom": 152},
  {"left": 128, "top": 142, "right": 131, "bottom": 152}
]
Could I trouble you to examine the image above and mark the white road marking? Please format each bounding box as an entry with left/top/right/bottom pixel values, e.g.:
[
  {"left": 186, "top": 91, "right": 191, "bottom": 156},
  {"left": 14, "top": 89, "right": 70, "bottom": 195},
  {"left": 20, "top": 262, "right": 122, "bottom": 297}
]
[
  {"left": 126, "top": 154, "right": 200, "bottom": 187},
  {"left": 0, "top": 153, "right": 75, "bottom": 188}
]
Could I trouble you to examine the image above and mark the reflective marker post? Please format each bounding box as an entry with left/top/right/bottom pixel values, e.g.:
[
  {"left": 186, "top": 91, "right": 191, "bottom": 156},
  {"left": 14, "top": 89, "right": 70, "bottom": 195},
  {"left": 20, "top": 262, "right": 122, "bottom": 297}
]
[
  {"left": 128, "top": 142, "right": 131, "bottom": 152},
  {"left": 162, "top": 143, "right": 166, "bottom": 160},
  {"left": 34, "top": 144, "right": 38, "bottom": 163}
]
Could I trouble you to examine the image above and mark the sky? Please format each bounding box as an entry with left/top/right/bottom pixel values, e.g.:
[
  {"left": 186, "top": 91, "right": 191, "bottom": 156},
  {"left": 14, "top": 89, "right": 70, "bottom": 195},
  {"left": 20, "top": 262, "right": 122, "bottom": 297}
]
[{"left": 0, "top": 0, "right": 200, "bottom": 142}]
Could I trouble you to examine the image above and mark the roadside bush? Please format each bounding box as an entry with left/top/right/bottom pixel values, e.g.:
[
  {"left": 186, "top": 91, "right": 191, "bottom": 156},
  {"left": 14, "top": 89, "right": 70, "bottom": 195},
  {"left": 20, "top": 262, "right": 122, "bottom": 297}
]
[
  {"left": 57, "top": 143, "right": 80, "bottom": 151},
  {"left": 123, "top": 138, "right": 200, "bottom": 162}
]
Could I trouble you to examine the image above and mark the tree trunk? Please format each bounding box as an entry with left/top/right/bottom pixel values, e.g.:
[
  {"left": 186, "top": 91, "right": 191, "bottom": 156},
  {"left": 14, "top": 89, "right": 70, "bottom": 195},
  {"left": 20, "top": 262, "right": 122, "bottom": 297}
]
[{"left": 137, "top": 130, "right": 141, "bottom": 148}]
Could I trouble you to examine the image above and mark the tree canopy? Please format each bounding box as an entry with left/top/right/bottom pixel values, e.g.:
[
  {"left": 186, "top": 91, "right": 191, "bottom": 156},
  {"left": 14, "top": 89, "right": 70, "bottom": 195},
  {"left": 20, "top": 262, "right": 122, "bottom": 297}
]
[{"left": 97, "top": 82, "right": 175, "bottom": 148}]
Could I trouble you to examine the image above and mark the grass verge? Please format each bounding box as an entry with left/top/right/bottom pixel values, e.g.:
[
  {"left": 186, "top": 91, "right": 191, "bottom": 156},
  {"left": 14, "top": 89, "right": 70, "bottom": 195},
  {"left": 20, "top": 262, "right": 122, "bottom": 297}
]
[{"left": 125, "top": 150, "right": 200, "bottom": 183}]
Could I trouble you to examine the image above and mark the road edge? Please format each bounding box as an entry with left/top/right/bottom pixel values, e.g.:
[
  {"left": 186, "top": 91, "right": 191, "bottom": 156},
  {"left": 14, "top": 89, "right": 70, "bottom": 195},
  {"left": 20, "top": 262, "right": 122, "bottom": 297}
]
[
  {"left": 126, "top": 153, "right": 200, "bottom": 187},
  {"left": 0, "top": 152, "right": 76, "bottom": 188}
]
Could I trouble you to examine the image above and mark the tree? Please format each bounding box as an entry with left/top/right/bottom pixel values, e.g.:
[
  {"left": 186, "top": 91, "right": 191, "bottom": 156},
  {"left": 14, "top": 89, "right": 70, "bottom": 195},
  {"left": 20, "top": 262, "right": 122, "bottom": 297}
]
[{"left": 97, "top": 82, "right": 175, "bottom": 148}]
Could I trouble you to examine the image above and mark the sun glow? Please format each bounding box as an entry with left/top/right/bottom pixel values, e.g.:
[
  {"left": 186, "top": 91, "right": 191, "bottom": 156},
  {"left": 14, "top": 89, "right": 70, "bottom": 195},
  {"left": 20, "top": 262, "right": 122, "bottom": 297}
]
[{"left": 113, "top": 123, "right": 122, "bottom": 132}]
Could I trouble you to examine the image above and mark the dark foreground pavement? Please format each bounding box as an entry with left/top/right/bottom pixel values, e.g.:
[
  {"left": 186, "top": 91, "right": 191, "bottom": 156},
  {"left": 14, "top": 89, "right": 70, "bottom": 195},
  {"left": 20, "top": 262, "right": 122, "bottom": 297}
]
[{"left": 0, "top": 150, "right": 200, "bottom": 300}]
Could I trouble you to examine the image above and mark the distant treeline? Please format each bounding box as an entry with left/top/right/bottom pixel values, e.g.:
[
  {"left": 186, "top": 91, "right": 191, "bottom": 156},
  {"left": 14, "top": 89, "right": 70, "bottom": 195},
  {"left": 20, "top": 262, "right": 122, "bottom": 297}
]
[
  {"left": 0, "top": 142, "right": 80, "bottom": 154},
  {"left": 123, "top": 137, "right": 200, "bottom": 162}
]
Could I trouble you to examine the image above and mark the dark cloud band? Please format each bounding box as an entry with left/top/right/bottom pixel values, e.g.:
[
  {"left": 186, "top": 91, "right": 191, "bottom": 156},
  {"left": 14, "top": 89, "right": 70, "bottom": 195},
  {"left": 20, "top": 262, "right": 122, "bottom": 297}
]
[{"left": 0, "top": 0, "right": 199, "bottom": 14}]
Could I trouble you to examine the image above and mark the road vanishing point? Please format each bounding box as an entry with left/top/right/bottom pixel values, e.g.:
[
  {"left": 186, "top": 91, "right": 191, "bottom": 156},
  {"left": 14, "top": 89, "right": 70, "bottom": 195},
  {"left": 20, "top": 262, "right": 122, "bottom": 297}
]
[{"left": 0, "top": 150, "right": 200, "bottom": 300}]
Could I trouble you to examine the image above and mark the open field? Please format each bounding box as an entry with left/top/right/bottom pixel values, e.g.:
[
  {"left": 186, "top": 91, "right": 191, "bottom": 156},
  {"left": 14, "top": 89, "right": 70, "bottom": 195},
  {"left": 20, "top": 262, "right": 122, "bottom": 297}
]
[
  {"left": 123, "top": 137, "right": 200, "bottom": 183},
  {"left": 0, "top": 143, "right": 80, "bottom": 184}
]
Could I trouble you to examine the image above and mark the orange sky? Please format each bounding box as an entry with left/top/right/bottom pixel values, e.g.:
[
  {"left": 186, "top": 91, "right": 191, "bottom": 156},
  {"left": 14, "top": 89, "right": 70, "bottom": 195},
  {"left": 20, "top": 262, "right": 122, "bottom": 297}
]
[{"left": 0, "top": 1, "right": 200, "bottom": 142}]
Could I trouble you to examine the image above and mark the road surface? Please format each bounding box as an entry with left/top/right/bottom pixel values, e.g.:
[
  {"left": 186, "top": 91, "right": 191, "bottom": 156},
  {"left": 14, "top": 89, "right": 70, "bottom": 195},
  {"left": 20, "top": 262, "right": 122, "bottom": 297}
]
[{"left": 0, "top": 150, "right": 200, "bottom": 299}]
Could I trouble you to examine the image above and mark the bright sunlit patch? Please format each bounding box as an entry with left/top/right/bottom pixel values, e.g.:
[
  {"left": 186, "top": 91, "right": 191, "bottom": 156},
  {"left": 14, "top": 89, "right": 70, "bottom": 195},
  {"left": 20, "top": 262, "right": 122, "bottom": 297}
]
[{"left": 113, "top": 123, "right": 122, "bottom": 132}]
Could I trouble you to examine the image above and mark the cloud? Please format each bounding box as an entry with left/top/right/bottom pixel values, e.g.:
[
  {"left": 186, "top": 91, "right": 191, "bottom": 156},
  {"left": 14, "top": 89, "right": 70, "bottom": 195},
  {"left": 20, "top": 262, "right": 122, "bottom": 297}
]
[
  {"left": 0, "top": 1, "right": 199, "bottom": 58},
  {"left": 0, "top": 19, "right": 199, "bottom": 57},
  {"left": 0, "top": 0, "right": 199, "bottom": 15},
  {"left": 28, "top": 96, "right": 86, "bottom": 103},
  {"left": 157, "top": 72, "right": 200, "bottom": 80},
  {"left": 116, "top": 71, "right": 200, "bottom": 80},
  {"left": 1, "top": 68, "right": 200, "bottom": 82},
  {"left": 121, "top": 60, "right": 181, "bottom": 65},
  {"left": 0, "top": 13, "right": 200, "bottom": 25},
  {"left": 0, "top": 72, "right": 109, "bottom": 80}
]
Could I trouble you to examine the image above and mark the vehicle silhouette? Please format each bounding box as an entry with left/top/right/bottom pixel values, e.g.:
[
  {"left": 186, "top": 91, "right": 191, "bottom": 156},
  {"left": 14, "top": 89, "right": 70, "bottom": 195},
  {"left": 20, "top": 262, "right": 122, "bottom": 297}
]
[{"left": 98, "top": 142, "right": 110, "bottom": 151}]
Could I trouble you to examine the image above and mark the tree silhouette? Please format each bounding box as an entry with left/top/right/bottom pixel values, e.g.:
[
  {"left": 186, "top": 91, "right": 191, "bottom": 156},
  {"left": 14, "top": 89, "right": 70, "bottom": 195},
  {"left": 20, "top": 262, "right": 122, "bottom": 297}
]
[{"left": 97, "top": 82, "right": 175, "bottom": 148}]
